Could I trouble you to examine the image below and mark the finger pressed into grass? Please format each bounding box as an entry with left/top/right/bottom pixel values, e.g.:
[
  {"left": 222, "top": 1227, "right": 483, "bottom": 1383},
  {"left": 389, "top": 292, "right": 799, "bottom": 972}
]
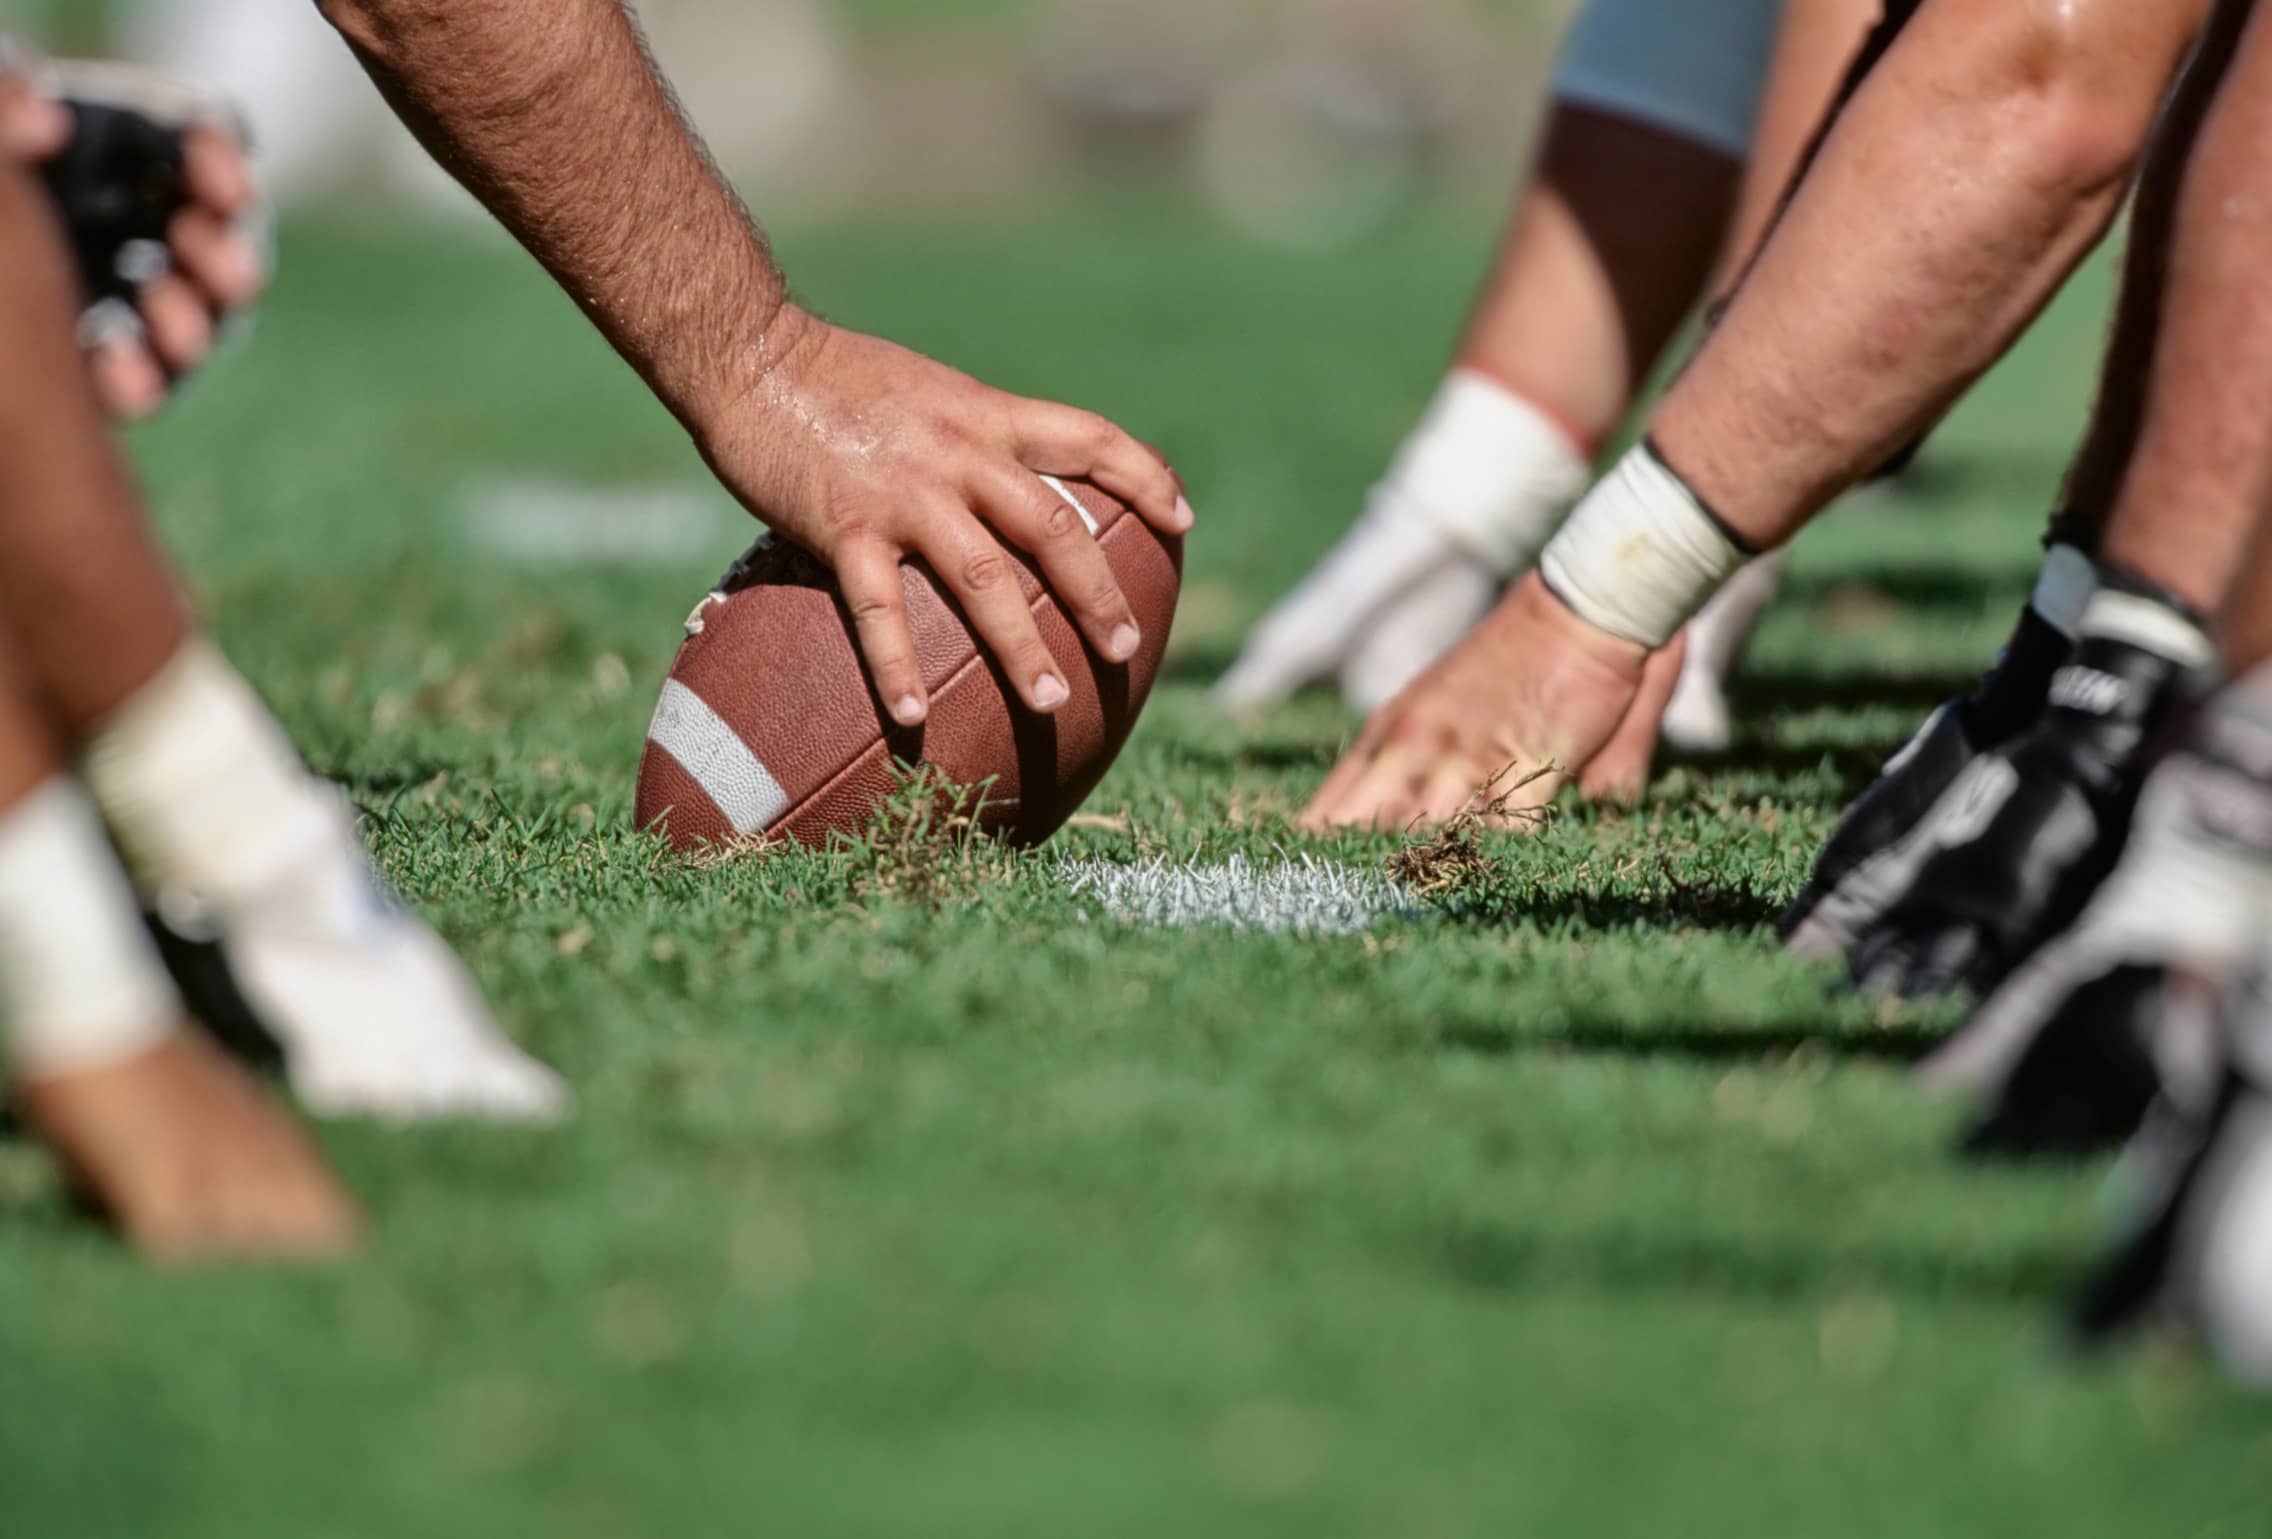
[
  {"left": 1302, "top": 736, "right": 1413, "bottom": 831},
  {"left": 1414, "top": 762, "right": 1492, "bottom": 828},
  {"left": 1479, "top": 771, "right": 1564, "bottom": 832},
  {"left": 1299, "top": 727, "right": 1388, "bottom": 829},
  {"left": 1342, "top": 744, "right": 1437, "bottom": 831}
]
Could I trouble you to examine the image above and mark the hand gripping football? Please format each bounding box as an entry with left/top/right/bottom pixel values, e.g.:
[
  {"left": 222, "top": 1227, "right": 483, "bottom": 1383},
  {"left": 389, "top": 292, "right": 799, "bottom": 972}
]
[{"left": 636, "top": 477, "right": 1182, "bottom": 849}]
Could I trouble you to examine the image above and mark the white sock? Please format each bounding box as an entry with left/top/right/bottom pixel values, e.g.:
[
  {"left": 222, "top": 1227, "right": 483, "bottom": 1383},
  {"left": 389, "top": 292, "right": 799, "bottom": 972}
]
[
  {"left": 77, "top": 641, "right": 568, "bottom": 1123},
  {"left": 2196, "top": 1095, "right": 2272, "bottom": 1384},
  {"left": 0, "top": 777, "right": 180, "bottom": 1077},
  {"left": 1389, "top": 369, "right": 1593, "bottom": 574},
  {"left": 80, "top": 639, "right": 336, "bottom": 906}
]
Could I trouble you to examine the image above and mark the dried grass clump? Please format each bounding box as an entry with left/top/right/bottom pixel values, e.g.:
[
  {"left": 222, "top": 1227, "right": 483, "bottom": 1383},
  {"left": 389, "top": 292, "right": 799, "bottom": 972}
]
[{"left": 1385, "top": 762, "right": 1556, "bottom": 900}]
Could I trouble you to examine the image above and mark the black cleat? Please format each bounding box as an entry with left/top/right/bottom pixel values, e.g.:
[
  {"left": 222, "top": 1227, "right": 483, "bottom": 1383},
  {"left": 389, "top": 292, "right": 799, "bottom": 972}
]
[
  {"left": 1847, "top": 615, "right": 2205, "bottom": 1000},
  {"left": 1783, "top": 595, "right": 2077, "bottom": 961}
]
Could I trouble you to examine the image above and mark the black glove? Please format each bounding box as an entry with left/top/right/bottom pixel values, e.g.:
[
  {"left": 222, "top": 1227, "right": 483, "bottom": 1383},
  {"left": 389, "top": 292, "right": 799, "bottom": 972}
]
[
  {"left": 26, "top": 62, "right": 259, "bottom": 417},
  {"left": 37, "top": 80, "right": 187, "bottom": 312},
  {"left": 1849, "top": 611, "right": 2206, "bottom": 1000}
]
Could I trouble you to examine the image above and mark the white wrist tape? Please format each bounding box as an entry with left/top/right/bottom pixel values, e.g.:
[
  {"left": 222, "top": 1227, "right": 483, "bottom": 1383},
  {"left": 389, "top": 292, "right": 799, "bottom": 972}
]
[
  {"left": 2030, "top": 543, "right": 2097, "bottom": 637},
  {"left": 82, "top": 638, "right": 326, "bottom": 902},
  {"left": 0, "top": 778, "right": 179, "bottom": 1078},
  {"left": 1537, "top": 443, "right": 1749, "bottom": 649},
  {"left": 2078, "top": 587, "right": 2215, "bottom": 670},
  {"left": 1388, "top": 370, "right": 1592, "bottom": 575}
]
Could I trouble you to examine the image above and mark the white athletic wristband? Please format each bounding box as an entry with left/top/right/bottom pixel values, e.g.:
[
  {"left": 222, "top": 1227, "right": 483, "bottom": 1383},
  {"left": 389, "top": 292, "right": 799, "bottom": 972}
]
[
  {"left": 1388, "top": 370, "right": 1592, "bottom": 574},
  {"left": 1537, "top": 442, "right": 1750, "bottom": 649},
  {"left": 2078, "top": 587, "right": 2215, "bottom": 670},
  {"left": 2030, "top": 543, "right": 2096, "bottom": 638},
  {"left": 0, "top": 778, "right": 179, "bottom": 1078}
]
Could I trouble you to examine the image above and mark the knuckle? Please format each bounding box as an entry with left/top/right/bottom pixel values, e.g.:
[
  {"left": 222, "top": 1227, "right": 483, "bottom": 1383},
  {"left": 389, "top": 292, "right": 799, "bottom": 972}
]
[
  {"left": 960, "top": 549, "right": 1011, "bottom": 592},
  {"left": 830, "top": 520, "right": 879, "bottom": 553},
  {"left": 1084, "top": 574, "right": 1126, "bottom": 616},
  {"left": 845, "top": 588, "right": 898, "bottom": 624},
  {"left": 821, "top": 511, "right": 886, "bottom": 558},
  {"left": 1040, "top": 495, "right": 1083, "bottom": 541},
  {"left": 820, "top": 490, "right": 875, "bottom": 534},
  {"left": 1074, "top": 411, "right": 1117, "bottom": 451}
]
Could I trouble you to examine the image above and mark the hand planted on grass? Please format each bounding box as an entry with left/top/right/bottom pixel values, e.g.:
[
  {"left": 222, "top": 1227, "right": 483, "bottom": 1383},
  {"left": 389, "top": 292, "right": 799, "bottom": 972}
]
[{"left": 1300, "top": 572, "right": 1653, "bottom": 831}]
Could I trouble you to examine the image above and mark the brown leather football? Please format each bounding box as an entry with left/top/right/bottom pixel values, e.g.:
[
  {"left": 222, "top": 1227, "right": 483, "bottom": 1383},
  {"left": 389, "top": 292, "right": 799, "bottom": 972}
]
[{"left": 635, "top": 477, "right": 1182, "bottom": 850}]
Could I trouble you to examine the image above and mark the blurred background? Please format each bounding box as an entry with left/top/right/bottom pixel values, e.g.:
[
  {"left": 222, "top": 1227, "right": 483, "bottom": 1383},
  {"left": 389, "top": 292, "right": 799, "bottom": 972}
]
[
  {"left": 7, "top": 0, "right": 1579, "bottom": 244},
  {"left": 3, "top": 8, "right": 2229, "bottom": 1535}
]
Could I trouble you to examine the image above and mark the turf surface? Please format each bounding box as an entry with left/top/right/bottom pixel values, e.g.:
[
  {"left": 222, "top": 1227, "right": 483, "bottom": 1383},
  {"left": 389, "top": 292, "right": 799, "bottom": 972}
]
[{"left": 3, "top": 208, "right": 2268, "bottom": 1535}]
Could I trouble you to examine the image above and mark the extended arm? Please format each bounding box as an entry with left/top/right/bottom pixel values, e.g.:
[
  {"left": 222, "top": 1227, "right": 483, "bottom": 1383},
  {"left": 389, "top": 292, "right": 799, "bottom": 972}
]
[{"left": 318, "top": 0, "right": 1191, "bottom": 724}]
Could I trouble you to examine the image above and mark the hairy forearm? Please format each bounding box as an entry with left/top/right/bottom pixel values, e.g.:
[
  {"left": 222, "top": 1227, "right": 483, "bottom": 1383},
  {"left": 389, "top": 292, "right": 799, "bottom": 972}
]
[
  {"left": 1654, "top": 0, "right": 2218, "bottom": 550},
  {"left": 317, "top": 0, "right": 791, "bottom": 435}
]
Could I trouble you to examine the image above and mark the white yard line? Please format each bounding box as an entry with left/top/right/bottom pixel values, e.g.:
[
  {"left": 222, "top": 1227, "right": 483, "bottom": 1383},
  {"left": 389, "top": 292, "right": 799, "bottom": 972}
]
[{"left": 1061, "top": 854, "right": 1412, "bottom": 936}]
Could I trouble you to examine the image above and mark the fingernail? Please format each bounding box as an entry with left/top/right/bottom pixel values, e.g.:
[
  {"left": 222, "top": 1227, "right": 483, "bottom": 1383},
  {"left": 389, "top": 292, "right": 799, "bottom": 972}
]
[
  {"left": 891, "top": 694, "right": 926, "bottom": 726},
  {"left": 1108, "top": 624, "right": 1140, "bottom": 661},
  {"left": 1172, "top": 496, "right": 1195, "bottom": 532},
  {"left": 1033, "top": 674, "right": 1069, "bottom": 710}
]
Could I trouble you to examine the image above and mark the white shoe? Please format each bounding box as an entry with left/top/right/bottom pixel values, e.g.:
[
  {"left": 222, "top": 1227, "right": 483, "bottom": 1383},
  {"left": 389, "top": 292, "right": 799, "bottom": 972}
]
[
  {"left": 1212, "top": 484, "right": 1497, "bottom": 713},
  {"left": 2075, "top": 964, "right": 2272, "bottom": 1382},
  {"left": 1336, "top": 558, "right": 1498, "bottom": 714},
  {"left": 161, "top": 794, "right": 569, "bottom": 1125},
  {"left": 1660, "top": 549, "right": 1790, "bottom": 752},
  {"left": 1660, "top": 653, "right": 1734, "bottom": 754},
  {"left": 2194, "top": 1084, "right": 2272, "bottom": 1383}
]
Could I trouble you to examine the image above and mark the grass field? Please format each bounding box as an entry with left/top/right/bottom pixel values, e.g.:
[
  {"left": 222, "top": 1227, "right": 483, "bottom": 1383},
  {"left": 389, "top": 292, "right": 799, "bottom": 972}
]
[{"left": 2, "top": 205, "right": 2268, "bottom": 1536}]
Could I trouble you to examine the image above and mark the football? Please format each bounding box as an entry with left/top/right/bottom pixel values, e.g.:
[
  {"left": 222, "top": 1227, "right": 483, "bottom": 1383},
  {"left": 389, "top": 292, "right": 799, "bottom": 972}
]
[{"left": 636, "top": 478, "right": 1183, "bottom": 849}]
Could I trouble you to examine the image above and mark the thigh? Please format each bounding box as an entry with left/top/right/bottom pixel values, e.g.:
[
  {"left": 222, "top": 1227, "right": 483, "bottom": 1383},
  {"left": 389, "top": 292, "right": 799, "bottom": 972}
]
[{"left": 1551, "top": 0, "right": 1786, "bottom": 157}]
